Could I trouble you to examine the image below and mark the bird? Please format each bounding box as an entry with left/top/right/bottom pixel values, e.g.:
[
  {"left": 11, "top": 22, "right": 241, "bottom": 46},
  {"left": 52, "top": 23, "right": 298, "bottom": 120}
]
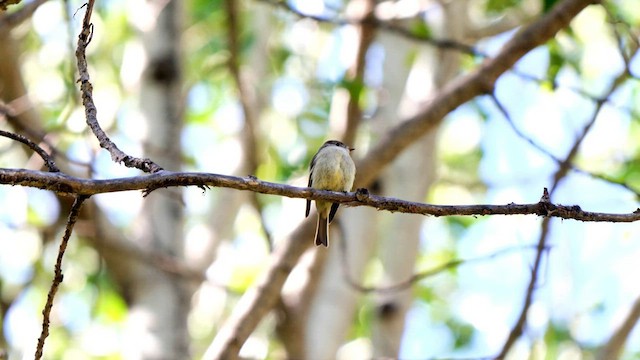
[{"left": 305, "top": 140, "right": 356, "bottom": 247}]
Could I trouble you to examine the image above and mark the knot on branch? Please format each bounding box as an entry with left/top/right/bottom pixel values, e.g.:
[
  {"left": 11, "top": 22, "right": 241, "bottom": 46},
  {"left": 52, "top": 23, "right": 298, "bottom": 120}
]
[
  {"left": 116, "top": 155, "right": 163, "bottom": 173},
  {"left": 246, "top": 175, "right": 259, "bottom": 186},
  {"left": 355, "top": 187, "right": 369, "bottom": 201}
]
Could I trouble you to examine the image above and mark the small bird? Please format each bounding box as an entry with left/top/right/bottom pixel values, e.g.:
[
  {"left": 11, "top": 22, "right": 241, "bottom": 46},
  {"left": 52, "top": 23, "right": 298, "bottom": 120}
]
[{"left": 306, "top": 140, "right": 356, "bottom": 247}]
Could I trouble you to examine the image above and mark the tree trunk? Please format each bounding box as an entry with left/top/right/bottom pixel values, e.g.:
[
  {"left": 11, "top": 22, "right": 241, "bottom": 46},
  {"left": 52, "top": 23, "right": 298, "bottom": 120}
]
[
  {"left": 370, "top": 0, "right": 466, "bottom": 355},
  {"left": 122, "top": 1, "right": 190, "bottom": 358}
]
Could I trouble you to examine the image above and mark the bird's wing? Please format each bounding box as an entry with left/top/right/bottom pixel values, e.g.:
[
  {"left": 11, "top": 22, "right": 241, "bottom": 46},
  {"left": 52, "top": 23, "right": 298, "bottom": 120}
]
[
  {"left": 305, "top": 154, "right": 317, "bottom": 218},
  {"left": 328, "top": 203, "right": 339, "bottom": 223}
]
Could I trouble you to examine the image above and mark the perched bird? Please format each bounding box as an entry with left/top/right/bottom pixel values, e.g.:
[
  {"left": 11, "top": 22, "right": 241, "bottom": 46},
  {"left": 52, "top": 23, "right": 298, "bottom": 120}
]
[{"left": 305, "top": 140, "right": 356, "bottom": 247}]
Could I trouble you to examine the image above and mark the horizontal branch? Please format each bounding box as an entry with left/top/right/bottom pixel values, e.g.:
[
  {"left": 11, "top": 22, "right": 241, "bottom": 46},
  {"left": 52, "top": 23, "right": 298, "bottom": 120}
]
[
  {"left": 343, "top": 244, "right": 546, "bottom": 293},
  {"left": 1, "top": 168, "right": 638, "bottom": 222}
]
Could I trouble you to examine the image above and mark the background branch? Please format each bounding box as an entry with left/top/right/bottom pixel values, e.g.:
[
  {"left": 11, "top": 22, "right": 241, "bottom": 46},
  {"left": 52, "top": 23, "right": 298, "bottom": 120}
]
[
  {"left": 597, "top": 293, "right": 640, "bottom": 360},
  {"left": 259, "top": 0, "right": 481, "bottom": 55},
  {"left": 496, "top": 45, "right": 618, "bottom": 357},
  {"left": 0, "top": 130, "right": 59, "bottom": 172},
  {"left": 342, "top": 245, "right": 547, "bottom": 294},
  {"left": 354, "top": 0, "right": 599, "bottom": 188},
  {"left": 0, "top": 0, "right": 49, "bottom": 33}
]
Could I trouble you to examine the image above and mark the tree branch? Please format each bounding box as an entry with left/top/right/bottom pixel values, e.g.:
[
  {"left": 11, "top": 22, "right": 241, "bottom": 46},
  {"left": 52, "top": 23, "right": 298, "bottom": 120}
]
[
  {"left": 34, "top": 195, "right": 88, "bottom": 360},
  {"left": 490, "top": 81, "right": 640, "bottom": 197},
  {"left": 494, "top": 213, "right": 551, "bottom": 360},
  {"left": 597, "top": 293, "right": 640, "bottom": 360},
  {"left": 355, "top": 0, "right": 600, "bottom": 188},
  {"left": 74, "top": 0, "right": 162, "bottom": 173},
  {"left": 0, "top": 130, "right": 59, "bottom": 172},
  {"left": 341, "top": 0, "right": 375, "bottom": 145},
  {"left": 258, "top": 0, "right": 480, "bottom": 55},
  {"left": 1, "top": 169, "right": 639, "bottom": 222},
  {"left": 495, "top": 38, "right": 620, "bottom": 357},
  {"left": 0, "top": 0, "right": 49, "bottom": 33},
  {"left": 342, "top": 244, "right": 547, "bottom": 293},
  {"left": 224, "top": 0, "right": 273, "bottom": 249}
]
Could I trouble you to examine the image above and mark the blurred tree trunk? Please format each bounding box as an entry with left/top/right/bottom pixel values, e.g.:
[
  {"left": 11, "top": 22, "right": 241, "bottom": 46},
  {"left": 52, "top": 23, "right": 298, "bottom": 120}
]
[
  {"left": 104, "top": 1, "right": 190, "bottom": 358},
  {"left": 369, "top": 32, "right": 440, "bottom": 358},
  {"left": 300, "top": 0, "right": 381, "bottom": 358},
  {"left": 192, "top": 0, "right": 271, "bottom": 271},
  {"left": 134, "top": 0, "right": 188, "bottom": 357},
  {"left": 300, "top": 0, "right": 525, "bottom": 358},
  {"left": 0, "top": 35, "right": 42, "bottom": 139},
  {"left": 370, "top": 0, "right": 537, "bottom": 355}
]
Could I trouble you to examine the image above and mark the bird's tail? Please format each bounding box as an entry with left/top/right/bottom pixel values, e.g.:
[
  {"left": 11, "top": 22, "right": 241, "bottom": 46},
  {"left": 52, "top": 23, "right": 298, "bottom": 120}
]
[{"left": 315, "top": 216, "right": 329, "bottom": 247}]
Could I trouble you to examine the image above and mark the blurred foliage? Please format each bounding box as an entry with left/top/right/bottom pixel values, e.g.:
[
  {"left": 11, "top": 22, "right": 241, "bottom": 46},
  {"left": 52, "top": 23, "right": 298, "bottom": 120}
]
[
  {"left": 446, "top": 317, "right": 475, "bottom": 349},
  {"left": 542, "top": 0, "right": 560, "bottom": 13},
  {"left": 409, "top": 19, "right": 432, "bottom": 39},
  {"left": 485, "top": 0, "right": 522, "bottom": 14},
  {"left": 546, "top": 40, "right": 565, "bottom": 88}
]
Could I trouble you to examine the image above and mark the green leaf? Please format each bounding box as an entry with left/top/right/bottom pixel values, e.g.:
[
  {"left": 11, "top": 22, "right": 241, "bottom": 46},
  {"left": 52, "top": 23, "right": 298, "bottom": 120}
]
[
  {"left": 546, "top": 40, "right": 565, "bottom": 87},
  {"left": 485, "top": 0, "right": 522, "bottom": 14},
  {"left": 410, "top": 20, "right": 432, "bottom": 39},
  {"left": 446, "top": 318, "right": 475, "bottom": 348},
  {"left": 339, "top": 77, "right": 365, "bottom": 101},
  {"left": 542, "top": 0, "right": 560, "bottom": 13}
]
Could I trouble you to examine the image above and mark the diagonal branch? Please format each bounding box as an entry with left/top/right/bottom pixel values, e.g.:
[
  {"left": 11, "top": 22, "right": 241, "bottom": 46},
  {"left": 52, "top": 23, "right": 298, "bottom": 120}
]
[
  {"left": 34, "top": 195, "right": 88, "bottom": 360},
  {"left": 495, "top": 35, "right": 622, "bottom": 358},
  {"left": 74, "top": 0, "right": 162, "bottom": 173},
  {"left": 0, "top": 130, "right": 59, "bottom": 172},
  {"left": 224, "top": 0, "right": 274, "bottom": 248},
  {"left": 494, "top": 212, "right": 551, "bottom": 360},
  {"left": 341, "top": 0, "right": 375, "bottom": 145},
  {"left": 490, "top": 89, "right": 639, "bottom": 197},
  {"left": 0, "top": 0, "right": 50, "bottom": 33},
  {"left": 597, "top": 293, "right": 640, "bottom": 360},
  {"left": 355, "top": 0, "right": 600, "bottom": 188}
]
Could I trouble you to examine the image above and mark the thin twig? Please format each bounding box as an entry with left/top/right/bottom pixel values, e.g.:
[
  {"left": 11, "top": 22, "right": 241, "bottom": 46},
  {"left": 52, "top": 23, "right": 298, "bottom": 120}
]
[
  {"left": 341, "top": 0, "right": 375, "bottom": 145},
  {"left": 1, "top": 100, "right": 92, "bottom": 170},
  {"left": 342, "top": 244, "right": 548, "bottom": 293},
  {"left": 602, "top": 3, "right": 640, "bottom": 67},
  {"left": 0, "top": 130, "right": 59, "bottom": 172},
  {"left": 508, "top": 68, "right": 640, "bottom": 118},
  {"left": 490, "top": 89, "right": 640, "bottom": 197},
  {"left": 493, "top": 216, "right": 551, "bottom": 360},
  {"left": 34, "top": 195, "right": 88, "bottom": 360},
  {"left": 552, "top": 73, "right": 629, "bottom": 187},
  {"left": 224, "top": 0, "right": 273, "bottom": 249},
  {"left": 495, "top": 40, "right": 623, "bottom": 358},
  {"left": 74, "top": 0, "right": 162, "bottom": 173},
  {"left": 258, "top": 0, "right": 481, "bottom": 56},
  {"left": 354, "top": 0, "right": 598, "bottom": 188}
]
